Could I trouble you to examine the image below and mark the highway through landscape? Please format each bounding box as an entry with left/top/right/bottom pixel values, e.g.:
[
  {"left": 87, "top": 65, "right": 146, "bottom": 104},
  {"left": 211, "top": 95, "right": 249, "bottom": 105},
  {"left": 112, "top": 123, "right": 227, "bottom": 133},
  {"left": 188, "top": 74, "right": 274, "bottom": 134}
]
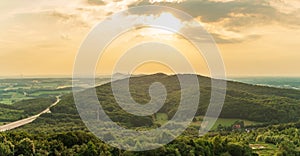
[{"left": 0, "top": 96, "right": 61, "bottom": 132}]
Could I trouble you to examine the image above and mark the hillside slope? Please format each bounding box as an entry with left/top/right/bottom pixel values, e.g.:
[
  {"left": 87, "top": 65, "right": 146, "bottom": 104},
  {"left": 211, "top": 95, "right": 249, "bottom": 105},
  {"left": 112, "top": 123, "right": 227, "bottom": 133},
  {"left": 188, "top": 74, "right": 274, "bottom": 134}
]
[{"left": 27, "top": 74, "right": 300, "bottom": 131}]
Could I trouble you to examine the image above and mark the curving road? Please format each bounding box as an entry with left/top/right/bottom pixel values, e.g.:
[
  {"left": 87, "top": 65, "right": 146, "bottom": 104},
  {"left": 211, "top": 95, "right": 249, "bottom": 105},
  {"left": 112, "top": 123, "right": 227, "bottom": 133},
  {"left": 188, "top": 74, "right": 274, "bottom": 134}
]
[{"left": 0, "top": 96, "right": 61, "bottom": 132}]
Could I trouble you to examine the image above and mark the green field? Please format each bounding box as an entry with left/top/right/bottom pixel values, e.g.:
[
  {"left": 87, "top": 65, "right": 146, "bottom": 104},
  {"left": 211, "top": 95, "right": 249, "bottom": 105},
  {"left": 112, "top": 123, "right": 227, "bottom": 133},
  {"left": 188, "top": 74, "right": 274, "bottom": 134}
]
[
  {"left": 30, "top": 90, "right": 70, "bottom": 97},
  {"left": 0, "top": 90, "right": 67, "bottom": 105},
  {"left": 210, "top": 117, "right": 261, "bottom": 130},
  {"left": 155, "top": 113, "right": 261, "bottom": 130},
  {"left": 0, "top": 78, "right": 110, "bottom": 105}
]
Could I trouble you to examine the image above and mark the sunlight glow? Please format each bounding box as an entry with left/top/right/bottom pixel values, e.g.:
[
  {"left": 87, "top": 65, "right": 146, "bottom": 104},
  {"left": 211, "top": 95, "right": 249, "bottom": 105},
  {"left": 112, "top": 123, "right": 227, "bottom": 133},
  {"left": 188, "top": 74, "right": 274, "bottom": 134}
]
[{"left": 140, "top": 12, "right": 184, "bottom": 36}]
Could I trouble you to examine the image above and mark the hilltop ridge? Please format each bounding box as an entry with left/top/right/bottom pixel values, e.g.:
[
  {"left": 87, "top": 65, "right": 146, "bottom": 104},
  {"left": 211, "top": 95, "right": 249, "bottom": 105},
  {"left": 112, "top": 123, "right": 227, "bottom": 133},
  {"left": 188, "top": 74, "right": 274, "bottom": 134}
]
[{"left": 21, "top": 73, "right": 299, "bottom": 132}]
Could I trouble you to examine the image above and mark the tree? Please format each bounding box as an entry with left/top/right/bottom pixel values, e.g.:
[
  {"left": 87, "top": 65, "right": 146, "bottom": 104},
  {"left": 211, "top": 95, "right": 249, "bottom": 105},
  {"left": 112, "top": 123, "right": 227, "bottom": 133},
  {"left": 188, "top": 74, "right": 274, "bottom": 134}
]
[
  {"left": 80, "top": 141, "right": 98, "bottom": 156},
  {"left": 277, "top": 140, "right": 297, "bottom": 156},
  {"left": 212, "top": 135, "right": 225, "bottom": 155},
  {"left": 0, "top": 141, "right": 14, "bottom": 156},
  {"left": 48, "top": 140, "right": 65, "bottom": 156},
  {"left": 15, "top": 138, "right": 35, "bottom": 156},
  {"left": 227, "top": 142, "right": 252, "bottom": 156}
]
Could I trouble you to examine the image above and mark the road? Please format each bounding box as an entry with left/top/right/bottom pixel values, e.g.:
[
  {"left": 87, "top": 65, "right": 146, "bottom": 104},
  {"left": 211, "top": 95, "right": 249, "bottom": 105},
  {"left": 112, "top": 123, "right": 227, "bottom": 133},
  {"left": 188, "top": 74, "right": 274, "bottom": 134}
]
[{"left": 0, "top": 96, "right": 61, "bottom": 132}]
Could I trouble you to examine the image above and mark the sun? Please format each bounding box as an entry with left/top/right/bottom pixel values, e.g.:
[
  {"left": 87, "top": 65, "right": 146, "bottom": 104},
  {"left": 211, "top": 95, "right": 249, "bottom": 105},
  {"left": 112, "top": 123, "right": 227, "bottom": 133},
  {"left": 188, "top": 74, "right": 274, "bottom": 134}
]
[
  {"left": 139, "top": 12, "right": 185, "bottom": 36},
  {"left": 154, "top": 12, "right": 184, "bottom": 32}
]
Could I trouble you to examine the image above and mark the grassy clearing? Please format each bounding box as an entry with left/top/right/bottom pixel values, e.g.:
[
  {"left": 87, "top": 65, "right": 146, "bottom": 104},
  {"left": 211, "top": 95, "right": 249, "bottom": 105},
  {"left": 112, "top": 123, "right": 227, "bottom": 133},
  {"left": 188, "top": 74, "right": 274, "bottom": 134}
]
[
  {"left": 154, "top": 114, "right": 261, "bottom": 131},
  {"left": 211, "top": 117, "right": 260, "bottom": 130},
  {"left": 195, "top": 116, "right": 260, "bottom": 130},
  {"left": 30, "top": 90, "right": 70, "bottom": 96},
  {"left": 1, "top": 90, "right": 69, "bottom": 104},
  {"left": 1, "top": 96, "right": 34, "bottom": 105},
  {"left": 1, "top": 99, "right": 13, "bottom": 105},
  {"left": 250, "top": 143, "right": 278, "bottom": 155}
]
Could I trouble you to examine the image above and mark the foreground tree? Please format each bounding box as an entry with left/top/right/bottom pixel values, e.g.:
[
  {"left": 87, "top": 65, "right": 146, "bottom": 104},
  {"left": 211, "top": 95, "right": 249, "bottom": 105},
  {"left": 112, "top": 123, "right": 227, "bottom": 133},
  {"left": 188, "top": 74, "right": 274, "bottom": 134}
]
[
  {"left": 0, "top": 141, "right": 14, "bottom": 156},
  {"left": 15, "top": 138, "right": 35, "bottom": 156}
]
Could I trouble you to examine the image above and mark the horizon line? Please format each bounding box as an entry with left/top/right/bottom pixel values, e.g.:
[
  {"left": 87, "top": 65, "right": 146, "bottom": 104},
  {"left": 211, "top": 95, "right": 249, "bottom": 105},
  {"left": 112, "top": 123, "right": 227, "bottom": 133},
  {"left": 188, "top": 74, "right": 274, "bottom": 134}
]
[{"left": 1, "top": 73, "right": 300, "bottom": 79}]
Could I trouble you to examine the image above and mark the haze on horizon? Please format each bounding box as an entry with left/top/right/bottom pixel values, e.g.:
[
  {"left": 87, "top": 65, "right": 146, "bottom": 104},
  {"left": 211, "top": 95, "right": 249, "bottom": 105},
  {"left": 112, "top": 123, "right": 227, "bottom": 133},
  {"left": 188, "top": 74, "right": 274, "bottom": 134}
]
[{"left": 1, "top": 0, "right": 300, "bottom": 78}]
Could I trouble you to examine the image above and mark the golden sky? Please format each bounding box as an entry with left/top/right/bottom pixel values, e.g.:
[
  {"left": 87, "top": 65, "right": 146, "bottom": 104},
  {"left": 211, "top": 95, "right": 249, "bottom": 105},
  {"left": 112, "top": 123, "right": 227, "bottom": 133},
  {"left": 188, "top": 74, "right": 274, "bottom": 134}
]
[{"left": 0, "top": 0, "right": 300, "bottom": 77}]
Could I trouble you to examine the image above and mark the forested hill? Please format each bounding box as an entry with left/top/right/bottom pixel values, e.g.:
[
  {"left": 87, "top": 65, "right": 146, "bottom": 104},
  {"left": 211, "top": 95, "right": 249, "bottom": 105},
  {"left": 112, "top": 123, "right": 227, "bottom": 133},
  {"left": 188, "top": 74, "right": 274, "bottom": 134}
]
[{"left": 34, "top": 73, "right": 300, "bottom": 130}]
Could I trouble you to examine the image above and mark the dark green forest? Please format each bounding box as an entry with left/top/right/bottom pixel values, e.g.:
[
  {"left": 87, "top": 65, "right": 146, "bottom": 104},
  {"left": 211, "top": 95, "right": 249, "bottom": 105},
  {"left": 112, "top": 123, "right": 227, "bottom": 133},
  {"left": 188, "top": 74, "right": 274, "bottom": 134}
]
[{"left": 2, "top": 118, "right": 300, "bottom": 155}]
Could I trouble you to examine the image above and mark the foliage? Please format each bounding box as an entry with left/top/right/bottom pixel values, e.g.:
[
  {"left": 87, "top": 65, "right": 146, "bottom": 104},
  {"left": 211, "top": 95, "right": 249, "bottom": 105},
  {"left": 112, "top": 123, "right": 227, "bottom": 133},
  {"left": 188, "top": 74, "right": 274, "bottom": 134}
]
[
  {"left": 49, "top": 74, "right": 300, "bottom": 126},
  {"left": 14, "top": 138, "right": 35, "bottom": 156},
  {"left": 3, "top": 122, "right": 300, "bottom": 155},
  {"left": 0, "top": 98, "right": 55, "bottom": 122},
  {"left": 1, "top": 74, "right": 300, "bottom": 155}
]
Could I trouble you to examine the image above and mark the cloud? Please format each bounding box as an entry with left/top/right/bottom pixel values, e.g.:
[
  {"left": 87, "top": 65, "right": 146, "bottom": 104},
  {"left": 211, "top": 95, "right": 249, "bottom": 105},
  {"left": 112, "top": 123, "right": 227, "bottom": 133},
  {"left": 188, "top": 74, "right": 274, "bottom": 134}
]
[
  {"left": 50, "top": 10, "right": 91, "bottom": 28},
  {"left": 269, "top": 0, "right": 300, "bottom": 14},
  {"left": 87, "top": 0, "right": 106, "bottom": 5},
  {"left": 2, "top": 0, "right": 299, "bottom": 45},
  {"left": 129, "top": 0, "right": 300, "bottom": 43},
  {"left": 130, "top": 0, "right": 299, "bottom": 23},
  {"left": 149, "top": 0, "right": 186, "bottom": 3}
]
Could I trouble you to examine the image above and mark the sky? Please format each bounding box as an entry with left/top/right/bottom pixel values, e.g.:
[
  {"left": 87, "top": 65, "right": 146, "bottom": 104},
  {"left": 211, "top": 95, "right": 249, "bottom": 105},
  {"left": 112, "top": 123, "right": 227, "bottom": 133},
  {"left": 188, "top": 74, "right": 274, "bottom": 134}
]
[{"left": 0, "top": 0, "right": 300, "bottom": 77}]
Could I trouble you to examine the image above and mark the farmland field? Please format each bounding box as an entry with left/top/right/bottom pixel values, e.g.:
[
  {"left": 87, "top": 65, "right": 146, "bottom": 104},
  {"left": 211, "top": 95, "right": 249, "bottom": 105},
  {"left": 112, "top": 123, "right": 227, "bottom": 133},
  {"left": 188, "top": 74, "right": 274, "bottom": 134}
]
[
  {"left": 155, "top": 113, "right": 261, "bottom": 130},
  {"left": 0, "top": 78, "right": 110, "bottom": 104}
]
